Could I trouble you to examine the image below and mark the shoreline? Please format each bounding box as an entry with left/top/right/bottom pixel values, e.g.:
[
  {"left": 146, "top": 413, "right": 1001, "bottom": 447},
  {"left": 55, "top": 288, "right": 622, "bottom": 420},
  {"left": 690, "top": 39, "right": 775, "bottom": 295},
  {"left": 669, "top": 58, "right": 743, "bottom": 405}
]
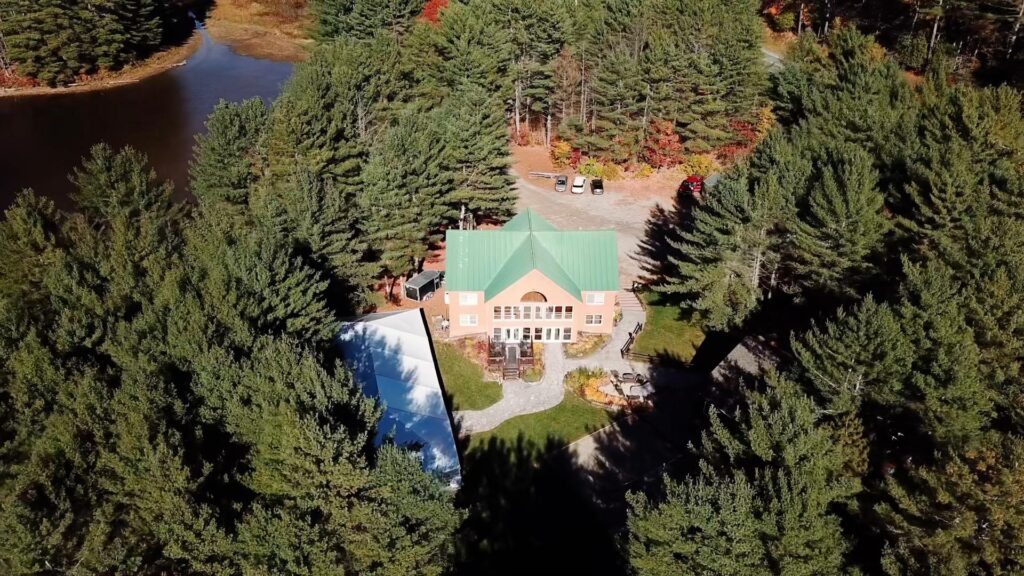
[
  {"left": 0, "top": 6, "right": 308, "bottom": 99},
  {"left": 0, "top": 35, "right": 203, "bottom": 98}
]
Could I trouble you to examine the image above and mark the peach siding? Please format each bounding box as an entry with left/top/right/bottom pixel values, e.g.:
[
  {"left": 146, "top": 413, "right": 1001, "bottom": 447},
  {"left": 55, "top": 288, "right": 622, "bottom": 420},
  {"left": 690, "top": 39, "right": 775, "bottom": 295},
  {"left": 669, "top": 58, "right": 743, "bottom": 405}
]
[{"left": 446, "top": 269, "right": 617, "bottom": 342}]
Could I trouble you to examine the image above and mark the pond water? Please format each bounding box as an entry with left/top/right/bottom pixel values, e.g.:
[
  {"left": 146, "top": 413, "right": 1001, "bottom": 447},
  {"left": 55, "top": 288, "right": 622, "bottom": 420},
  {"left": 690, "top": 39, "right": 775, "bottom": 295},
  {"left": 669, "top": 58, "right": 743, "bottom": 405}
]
[{"left": 0, "top": 26, "right": 295, "bottom": 210}]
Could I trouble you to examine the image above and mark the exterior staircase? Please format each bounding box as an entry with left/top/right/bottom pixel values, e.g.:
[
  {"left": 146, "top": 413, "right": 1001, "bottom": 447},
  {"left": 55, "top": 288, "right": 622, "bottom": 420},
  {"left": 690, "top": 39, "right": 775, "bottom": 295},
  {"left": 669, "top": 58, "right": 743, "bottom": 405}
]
[{"left": 618, "top": 289, "right": 645, "bottom": 313}]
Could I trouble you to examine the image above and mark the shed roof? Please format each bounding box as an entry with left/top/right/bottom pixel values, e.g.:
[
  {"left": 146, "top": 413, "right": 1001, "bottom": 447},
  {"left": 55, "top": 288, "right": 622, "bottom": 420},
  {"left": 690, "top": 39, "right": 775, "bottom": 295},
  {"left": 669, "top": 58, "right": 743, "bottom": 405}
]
[{"left": 445, "top": 209, "right": 618, "bottom": 300}]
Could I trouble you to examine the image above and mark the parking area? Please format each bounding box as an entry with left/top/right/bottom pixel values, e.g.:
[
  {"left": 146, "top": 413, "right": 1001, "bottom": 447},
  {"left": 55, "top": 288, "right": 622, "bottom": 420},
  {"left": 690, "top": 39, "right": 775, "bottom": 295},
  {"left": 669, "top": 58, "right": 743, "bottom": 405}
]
[{"left": 513, "top": 174, "right": 661, "bottom": 285}]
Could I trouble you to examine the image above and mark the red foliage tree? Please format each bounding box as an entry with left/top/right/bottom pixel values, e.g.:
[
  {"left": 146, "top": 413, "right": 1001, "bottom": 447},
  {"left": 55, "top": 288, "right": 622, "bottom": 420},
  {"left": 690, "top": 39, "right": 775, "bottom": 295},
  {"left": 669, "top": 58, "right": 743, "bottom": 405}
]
[
  {"left": 641, "top": 119, "right": 684, "bottom": 169},
  {"left": 421, "top": 0, "right": 449, "bottom": 24}
]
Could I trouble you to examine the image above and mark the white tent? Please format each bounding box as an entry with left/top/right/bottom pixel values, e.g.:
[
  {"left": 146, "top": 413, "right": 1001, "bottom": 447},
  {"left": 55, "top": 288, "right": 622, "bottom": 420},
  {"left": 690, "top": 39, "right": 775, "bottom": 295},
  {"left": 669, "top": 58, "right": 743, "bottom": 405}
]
[{"left": 336, "top": 309, "right": 461, "bottom": 486}]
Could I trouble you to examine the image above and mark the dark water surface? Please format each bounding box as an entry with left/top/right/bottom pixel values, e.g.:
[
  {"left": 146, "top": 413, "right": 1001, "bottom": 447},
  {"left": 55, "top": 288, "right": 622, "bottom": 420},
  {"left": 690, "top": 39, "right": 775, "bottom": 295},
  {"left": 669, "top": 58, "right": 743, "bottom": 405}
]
[{"left": 0, "top": 29, "right": 294, "bottom": 210}]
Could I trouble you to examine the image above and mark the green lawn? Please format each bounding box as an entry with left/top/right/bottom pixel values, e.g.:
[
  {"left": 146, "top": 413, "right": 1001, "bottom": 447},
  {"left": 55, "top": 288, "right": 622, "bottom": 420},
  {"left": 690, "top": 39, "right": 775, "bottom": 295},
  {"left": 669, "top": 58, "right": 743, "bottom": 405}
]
[
  {"left": 436, "top": 342, "right": 502, "bottom": 411},
  {"left": 468, "top": 392, "right": 612, "bottom": 452},
  {"left": 632, "top": 291, "right": 706, "bottom": 362}
]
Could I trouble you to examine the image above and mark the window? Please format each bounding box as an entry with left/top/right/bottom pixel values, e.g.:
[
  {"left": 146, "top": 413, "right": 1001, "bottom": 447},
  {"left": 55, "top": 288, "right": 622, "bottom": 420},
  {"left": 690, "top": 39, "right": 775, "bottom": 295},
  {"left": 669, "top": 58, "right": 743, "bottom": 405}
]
[
  {"left": 503, "top": 306, "right": 514, "bottom": 320},
  {"left": 545, "top": 306, "right": 554, "bottom": 320},
  {"left": 460, "top": 314, "right": 478, "bottom": 327},
  {"left": 522, "top": 328, "right": 533, "bottom": 341},
  {"left": 459, "top": 293, "right": 478, "bottom": 305},
  {"left": 553, "top": 306, "right": 563, "bottom": 320},
  {"left": 585, "top": 293, "right": 605, "bottom": 305},
  {"left": 585, "top": 315, "right": 603, "bottom": 326},
  {"left": 523, "top": 306, "right": 532, "bottom": 320},
  {"left": 493, "top": 306, "right": 501, "bottom": 320},
  {"left": 493, "top": 328, "right": 502, "bottom": 340},
  {"left": 534, "top": 327, "right": 543, "bottom": 340},
  {"left": 563, "top": 328, "right": 572, "bottom": 341},
  {"left": 512, "top": 306, "right": 522, "bottom": 320},
  {"left": 565, "top": 306, "right": 574, "bottom": 319}
]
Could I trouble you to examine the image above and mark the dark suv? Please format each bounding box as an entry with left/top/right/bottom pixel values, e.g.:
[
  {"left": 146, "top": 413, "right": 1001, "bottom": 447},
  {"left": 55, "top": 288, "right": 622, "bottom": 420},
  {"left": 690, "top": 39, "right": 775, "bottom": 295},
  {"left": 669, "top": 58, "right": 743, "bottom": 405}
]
[{"left": 590, "top": 178, "right": 605, "bottom": 195}]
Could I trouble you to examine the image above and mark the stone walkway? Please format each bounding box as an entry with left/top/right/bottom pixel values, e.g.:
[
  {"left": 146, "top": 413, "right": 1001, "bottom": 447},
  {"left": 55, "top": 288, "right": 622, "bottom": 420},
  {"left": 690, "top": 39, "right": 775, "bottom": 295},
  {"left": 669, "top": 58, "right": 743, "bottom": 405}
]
[
  {"left": 455, "top": 298, "right": 648, "bottom": 434},
  {"left": 456, "top": 343, "right": 568, "bottom": 434}
]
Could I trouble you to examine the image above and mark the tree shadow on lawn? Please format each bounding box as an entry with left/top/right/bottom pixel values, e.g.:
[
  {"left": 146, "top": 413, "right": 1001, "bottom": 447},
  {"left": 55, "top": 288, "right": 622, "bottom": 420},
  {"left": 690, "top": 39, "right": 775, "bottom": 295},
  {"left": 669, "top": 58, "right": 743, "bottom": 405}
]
[
  {"left": 451, "top": 352, "right": 742, "bottom": 576},
  {"left": 582, "top": 353, "right": 741, "bottom": 505},
  {"left": 455, "top": 434, "right": 629, "bottom": 576}
]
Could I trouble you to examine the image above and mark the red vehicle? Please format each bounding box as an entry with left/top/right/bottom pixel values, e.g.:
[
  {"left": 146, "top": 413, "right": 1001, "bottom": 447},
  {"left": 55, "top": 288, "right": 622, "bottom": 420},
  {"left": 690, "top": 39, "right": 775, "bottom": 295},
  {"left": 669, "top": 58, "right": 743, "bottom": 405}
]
[{"left": 678, "top": 176, "right": 705, "bottom": 199}]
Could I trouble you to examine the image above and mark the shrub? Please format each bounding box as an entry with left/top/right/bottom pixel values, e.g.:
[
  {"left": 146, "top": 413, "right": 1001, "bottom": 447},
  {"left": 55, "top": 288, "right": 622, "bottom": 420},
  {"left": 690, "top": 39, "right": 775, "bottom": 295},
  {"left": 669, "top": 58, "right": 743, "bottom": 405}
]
[
  {"left": 565, "top": 367, "right": 607, "bottom": 394},
  {"left": 634, "top": 163, "right": 655, "bottom": 179},
  {"left": 579, "top": 158, "right": 623, "bottom": 180},
  {"left": 772, "top": 11, "right": 796, "bottom": 33},
  {"left": 677, "top": 154, "right": 719, "bottom": 178},
  {"left": 551, "top": 141, "right": 573, "bottom": 167}
]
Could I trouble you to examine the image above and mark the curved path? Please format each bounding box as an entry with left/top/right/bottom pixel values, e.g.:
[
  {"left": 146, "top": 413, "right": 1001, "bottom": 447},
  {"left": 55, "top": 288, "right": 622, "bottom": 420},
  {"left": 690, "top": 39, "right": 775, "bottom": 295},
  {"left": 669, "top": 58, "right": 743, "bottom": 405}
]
[{"left": 455, "top": 296, "right": 647, "bottom": 434}]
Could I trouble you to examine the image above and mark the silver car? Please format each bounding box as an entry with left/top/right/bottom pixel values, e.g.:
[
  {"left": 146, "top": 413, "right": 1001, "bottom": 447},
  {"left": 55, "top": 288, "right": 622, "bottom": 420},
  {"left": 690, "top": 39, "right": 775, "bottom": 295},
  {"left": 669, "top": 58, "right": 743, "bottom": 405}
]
[{"left": 554, "top": 174, "right": 568, "bottom": 192}]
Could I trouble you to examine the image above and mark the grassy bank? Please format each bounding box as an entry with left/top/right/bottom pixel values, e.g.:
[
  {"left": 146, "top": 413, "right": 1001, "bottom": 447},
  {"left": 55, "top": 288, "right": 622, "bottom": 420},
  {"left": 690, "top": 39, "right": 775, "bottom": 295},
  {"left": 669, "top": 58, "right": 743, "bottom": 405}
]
[
  {"left": 632, "top": 291, "right": 705, "bottom": 362},
  {"left": 436, "top": 342, "right": 502, "bottom": 411},
  {"left": 204, "top": 0, "right": 312, "bottom": 61}
]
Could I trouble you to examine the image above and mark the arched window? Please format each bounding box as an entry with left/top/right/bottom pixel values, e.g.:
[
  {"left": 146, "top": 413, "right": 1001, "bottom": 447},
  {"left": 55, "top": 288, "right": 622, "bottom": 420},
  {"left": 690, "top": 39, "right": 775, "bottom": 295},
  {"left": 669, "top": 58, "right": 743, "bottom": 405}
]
[{"left": 520, "top": 291, "right": 547, "bottom": 303}]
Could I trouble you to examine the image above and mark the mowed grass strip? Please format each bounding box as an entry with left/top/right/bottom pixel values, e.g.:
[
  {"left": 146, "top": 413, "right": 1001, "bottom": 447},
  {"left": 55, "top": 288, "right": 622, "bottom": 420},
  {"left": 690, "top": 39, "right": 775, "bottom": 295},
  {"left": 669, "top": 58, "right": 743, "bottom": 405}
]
[
  {"left": 436, "top": 342, "right": 502, "bottom": 411},
  {"left": 468, "top": 392, "right": 612, "bottom": 453},
  {"left": 632, "top": 292, "right": 705, "bottom": 362}
]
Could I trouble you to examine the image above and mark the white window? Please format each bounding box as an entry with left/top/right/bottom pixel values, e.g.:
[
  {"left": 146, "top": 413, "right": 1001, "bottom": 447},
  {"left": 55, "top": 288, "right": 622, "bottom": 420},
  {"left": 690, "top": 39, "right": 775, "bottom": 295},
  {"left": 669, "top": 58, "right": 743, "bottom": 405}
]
[
  {"left": 563, "top": 328, "right": 572, "bottom": 341},
  {"left": 493, "top": 306, "right": 501, "bottom": 320},
  {"left": 565, "top": 306, "right": 574, "bottom": 319},
  {"left": 459, "top": 314, "right": 478, "bottom": 327},
  {"left": 585, "top": 293, "right": 605, "bottom": 305},
  {"left": 585, "top": 314, "right": 603, "bottom": 326},
  {"left": 459, "top": 293, "right": 478, "bottom": 305}
]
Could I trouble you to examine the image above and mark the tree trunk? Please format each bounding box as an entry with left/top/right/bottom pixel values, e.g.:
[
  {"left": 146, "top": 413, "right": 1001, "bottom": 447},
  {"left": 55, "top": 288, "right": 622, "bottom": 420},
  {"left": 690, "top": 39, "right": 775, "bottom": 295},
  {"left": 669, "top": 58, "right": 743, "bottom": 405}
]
[
  {"left": 514, "top": 78, "right": 522, "bottom": 141},
  {"left": 545, "top": 111, "right": 552, "bottom": 148},
  {"left": 1009, "top": 0, "right": 1024, "bottom": 56},
  {"left": 797, "top": 2, "right": 804, "bottom": 34},
  {"left": 927, "top": 0, "right": 943, "bottom": 61},
  {"left": 910, "top": 0, "right": 920, "bottom": 34}
]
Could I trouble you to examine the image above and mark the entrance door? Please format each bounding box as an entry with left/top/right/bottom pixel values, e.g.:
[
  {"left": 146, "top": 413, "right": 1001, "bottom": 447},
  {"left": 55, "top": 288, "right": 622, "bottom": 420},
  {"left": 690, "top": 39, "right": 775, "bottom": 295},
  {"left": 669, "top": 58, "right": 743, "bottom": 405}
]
[
  {"left": 544, "top": 327, "right": 561, "bottom": 342},
  {"left": 503, "top": 327, "right": 521, "bottom": 343}
]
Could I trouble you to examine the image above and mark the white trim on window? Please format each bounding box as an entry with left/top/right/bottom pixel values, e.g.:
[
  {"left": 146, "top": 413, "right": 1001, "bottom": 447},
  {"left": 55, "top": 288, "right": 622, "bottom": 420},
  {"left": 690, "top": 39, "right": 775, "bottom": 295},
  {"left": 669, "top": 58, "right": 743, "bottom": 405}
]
[
  {"left": 585, "top": 314, "right": 603, "bottom": 326},
  {"left": 458, "top": 293, "right": 478, "bottom": 305},
  {"left": 459, "top": 314, "right": 479, "bottom": 327},
  {"left": 585, "top": 293, "right": 605, "bottom": 305}
]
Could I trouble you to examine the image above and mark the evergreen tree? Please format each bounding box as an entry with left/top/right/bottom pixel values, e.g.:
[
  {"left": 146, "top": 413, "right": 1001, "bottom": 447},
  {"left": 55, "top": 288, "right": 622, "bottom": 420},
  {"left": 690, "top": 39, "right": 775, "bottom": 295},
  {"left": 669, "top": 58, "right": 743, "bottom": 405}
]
[
  {"left": 627, "top": 376, "right": 858, "bottom": 575},
  {"left": 877, "top": 436, "right": 1024, "bottom": 575},
  {"left": 440, "top": 85, "right": 516, "bottom": 220},
  {"left": 788, "top": 142, "right": 889, "bottom": 298},
  {"left": 313, "top": 0, "right": 424, "bottom": 41},
  {"left": 190, "top": 98, "right": 269, "bottom": 206},
  {"left": 662, "top": 167, "right": 785, "bottom": 330}
]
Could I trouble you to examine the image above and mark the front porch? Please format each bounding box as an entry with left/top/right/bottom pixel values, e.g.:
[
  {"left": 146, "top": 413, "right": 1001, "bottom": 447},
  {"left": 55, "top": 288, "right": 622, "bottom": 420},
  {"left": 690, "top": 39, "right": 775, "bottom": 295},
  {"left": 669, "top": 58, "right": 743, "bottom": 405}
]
[{"left": 487, "top": 337, "right": 536, "bottom": 380}]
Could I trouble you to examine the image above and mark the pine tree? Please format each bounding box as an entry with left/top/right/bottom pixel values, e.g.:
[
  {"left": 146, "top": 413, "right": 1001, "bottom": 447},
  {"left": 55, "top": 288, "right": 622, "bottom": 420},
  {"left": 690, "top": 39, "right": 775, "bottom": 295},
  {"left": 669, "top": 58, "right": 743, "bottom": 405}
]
[
  {"left": 877, "top": 436, "right": 1024, "bottom": 575},
  {"left": 439, "top": 85, "right": 516, "bottom": 220},
  {"left": 662, "top": 167, "right": 785, "bottom": 330},
  {"left": 190, "top": 98, "right": 269, "bottom": 206},
  {"left": 627, "top": 375, "right": 858, "bottom": 575},
  {"left": 788, "top": 142, "right": 889, "bottom": 298},
  {"left": 313, "top": 0, "right": 424, "bottom": 41}
]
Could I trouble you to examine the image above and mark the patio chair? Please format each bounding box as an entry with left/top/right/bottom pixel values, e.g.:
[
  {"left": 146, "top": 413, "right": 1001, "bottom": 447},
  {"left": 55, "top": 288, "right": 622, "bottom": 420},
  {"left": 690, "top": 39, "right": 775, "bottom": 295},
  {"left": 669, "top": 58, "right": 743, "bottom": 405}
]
[
  {"left": 610, "top": 370, "right": 622, "bottom": 383},
  {"left": 620, "top": 372, "right": 637, "bottom": 383}
]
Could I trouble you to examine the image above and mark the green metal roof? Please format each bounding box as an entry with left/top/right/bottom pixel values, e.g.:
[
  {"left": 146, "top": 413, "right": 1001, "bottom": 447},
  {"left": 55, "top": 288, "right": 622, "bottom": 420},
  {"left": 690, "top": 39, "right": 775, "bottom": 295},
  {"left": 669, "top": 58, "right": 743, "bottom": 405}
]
[{"left": 445, "top": 209, "right": 619, "bottom": 300}]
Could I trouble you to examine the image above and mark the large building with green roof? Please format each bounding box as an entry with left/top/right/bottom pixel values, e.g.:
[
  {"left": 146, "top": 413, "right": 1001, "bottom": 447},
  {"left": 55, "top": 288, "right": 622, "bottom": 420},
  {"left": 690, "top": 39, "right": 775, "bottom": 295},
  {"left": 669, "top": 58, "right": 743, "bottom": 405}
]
[{"left": 445, "top": 209, "right": 619, "bottom": 343}]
